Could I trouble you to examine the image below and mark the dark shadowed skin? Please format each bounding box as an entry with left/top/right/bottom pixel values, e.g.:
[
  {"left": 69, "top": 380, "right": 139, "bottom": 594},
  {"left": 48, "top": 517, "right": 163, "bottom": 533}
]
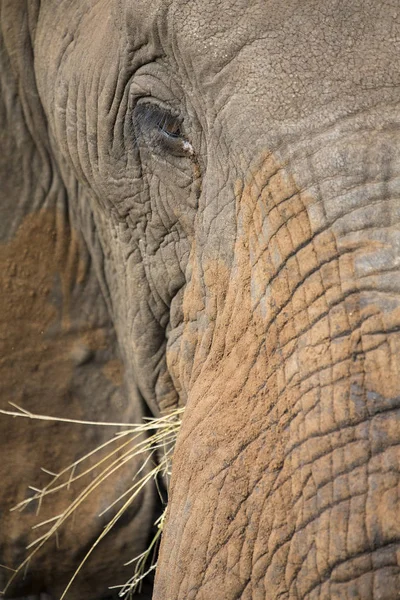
[{"left": 1, "top": 0, "right": 400, "bottom": 598}]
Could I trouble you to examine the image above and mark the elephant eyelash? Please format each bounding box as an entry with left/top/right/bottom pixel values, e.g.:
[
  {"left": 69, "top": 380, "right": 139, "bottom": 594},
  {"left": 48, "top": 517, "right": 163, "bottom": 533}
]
[{"left": 133, "top": 102, "right": 194, "bottom": 157}]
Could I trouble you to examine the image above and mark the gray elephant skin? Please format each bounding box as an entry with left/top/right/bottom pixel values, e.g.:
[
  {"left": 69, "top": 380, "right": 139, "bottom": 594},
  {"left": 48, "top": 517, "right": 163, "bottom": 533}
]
[{"left": 1, "top": 1, "right": 400, "bottom": 599}]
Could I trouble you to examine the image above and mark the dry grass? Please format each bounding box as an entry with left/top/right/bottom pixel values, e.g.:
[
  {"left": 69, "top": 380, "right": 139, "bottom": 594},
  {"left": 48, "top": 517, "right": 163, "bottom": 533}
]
[{"left": 0, "top": 402, "right": 184, "bottom": 598}]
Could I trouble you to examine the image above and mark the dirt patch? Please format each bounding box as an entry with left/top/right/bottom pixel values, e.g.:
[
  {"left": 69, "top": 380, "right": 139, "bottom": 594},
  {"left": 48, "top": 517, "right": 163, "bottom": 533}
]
[
  {"left": 157, "top": 149, "right": 400, "bottom": 598},
  {"left": 0, "top": 209, "right": 84, "bottom": 408},
  {"left": 102, "top": 358, "right": 124, "bottom": 386},
  {"left": 0, "top": 208, "right": 151, "bottom": 599}
]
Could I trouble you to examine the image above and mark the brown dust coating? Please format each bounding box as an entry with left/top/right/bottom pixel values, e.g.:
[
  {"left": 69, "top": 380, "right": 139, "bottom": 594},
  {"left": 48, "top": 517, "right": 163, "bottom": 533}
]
[
  {"left": 155, "top": 152, "right": 400, "bottom": 599},
  {"left": 102, "top": 359, "right": 125, "bottom": 387},
  {"left": 0, "top": 209, "right": 153, "bottom": 599}
]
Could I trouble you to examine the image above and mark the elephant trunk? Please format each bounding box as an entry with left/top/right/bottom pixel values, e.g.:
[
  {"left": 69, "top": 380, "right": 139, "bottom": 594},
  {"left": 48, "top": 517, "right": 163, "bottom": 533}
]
[{"left": 155, "top": 124, "right": 400, "bottom": 599}]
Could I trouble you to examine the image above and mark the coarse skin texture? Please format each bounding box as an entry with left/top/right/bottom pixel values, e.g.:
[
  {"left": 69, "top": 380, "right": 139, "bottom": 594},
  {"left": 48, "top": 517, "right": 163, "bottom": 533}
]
[{"left": 1, "top": 0, "right": 400, "bottom": 599}]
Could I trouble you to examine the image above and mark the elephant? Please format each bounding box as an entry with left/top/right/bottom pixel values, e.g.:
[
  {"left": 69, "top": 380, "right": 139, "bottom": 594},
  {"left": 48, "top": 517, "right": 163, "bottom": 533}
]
[{"left": 1, "top": 0, "right": 400, "bottom": 598}]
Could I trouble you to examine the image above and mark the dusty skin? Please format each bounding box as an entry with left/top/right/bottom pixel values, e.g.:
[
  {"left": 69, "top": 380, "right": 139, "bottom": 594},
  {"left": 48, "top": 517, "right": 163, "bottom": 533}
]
[
  {"left": 158, "top": 151, "right": 400, "bottom": 597},
  {"left": 0, "top": 209, "right": 156, "bottom": 598},
  {"left": 1, "top": 0, "right": 400, "bottom": 599}
]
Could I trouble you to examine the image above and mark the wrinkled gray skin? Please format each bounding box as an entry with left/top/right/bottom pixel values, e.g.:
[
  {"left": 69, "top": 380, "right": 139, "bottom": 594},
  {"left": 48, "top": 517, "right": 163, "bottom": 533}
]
[{"left": 1, "top": 0, "right": 400, "bottom": 598}]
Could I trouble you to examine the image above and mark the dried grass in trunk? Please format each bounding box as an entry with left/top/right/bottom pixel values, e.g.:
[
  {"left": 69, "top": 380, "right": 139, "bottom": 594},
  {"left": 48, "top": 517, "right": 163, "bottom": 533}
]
[{"left": 0, "top": 402, "right": 184, "bottom": 598}]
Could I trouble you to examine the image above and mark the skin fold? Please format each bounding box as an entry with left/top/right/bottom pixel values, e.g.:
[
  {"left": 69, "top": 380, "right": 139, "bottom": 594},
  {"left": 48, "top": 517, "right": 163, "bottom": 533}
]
[{"left": 1, "top": 0, "right": 399, "bottom": 598}]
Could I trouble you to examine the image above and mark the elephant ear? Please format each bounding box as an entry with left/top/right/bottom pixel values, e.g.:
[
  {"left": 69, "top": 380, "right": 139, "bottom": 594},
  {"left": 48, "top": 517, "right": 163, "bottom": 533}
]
[{"left": 0, "top": 4, "right": 156, "bottom": 599}]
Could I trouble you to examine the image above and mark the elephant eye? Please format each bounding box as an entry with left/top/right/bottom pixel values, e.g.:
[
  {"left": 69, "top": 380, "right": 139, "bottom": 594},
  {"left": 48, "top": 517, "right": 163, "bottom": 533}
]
[
  {"left": 133, "top": 102, "right": 193, "bottom": 157},
  {"left": 159, "top": 116, "right": 181, "bottom": 138}
]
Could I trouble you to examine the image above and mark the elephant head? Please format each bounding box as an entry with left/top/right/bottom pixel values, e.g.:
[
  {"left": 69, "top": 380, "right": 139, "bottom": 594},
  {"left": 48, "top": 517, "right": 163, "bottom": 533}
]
[{"left": 1, "top": 0, "right": 400, "bottom": 598}]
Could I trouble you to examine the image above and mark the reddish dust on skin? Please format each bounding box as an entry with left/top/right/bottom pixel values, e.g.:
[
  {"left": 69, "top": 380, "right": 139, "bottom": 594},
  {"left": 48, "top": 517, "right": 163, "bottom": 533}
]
[
  {"left": 0, "top": 209, "right": 132, "bottom": 595},
  {"left": 102, "top": 358, "right": 125, "bottom": 386},
  {"left": 157, "top": 152, "right": 400, "bottom": 598},
  {"left": 0, "top": 209, "right": 86, "bottom": 420},
  {"left": 0, "top": 209, "right": 104, "bottom": 417},
  {"left": 0, "top": 210, "right": 83, "bottom": 568}
]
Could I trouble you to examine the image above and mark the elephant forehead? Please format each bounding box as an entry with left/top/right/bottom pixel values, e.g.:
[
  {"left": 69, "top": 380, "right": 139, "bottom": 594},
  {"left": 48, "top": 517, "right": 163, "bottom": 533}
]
[
  {"left": 166, "top": 0, "right": 400, "bottom": 122},
  {"left": 170, "top": 0, "right": 397, "bottom": 62}
]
